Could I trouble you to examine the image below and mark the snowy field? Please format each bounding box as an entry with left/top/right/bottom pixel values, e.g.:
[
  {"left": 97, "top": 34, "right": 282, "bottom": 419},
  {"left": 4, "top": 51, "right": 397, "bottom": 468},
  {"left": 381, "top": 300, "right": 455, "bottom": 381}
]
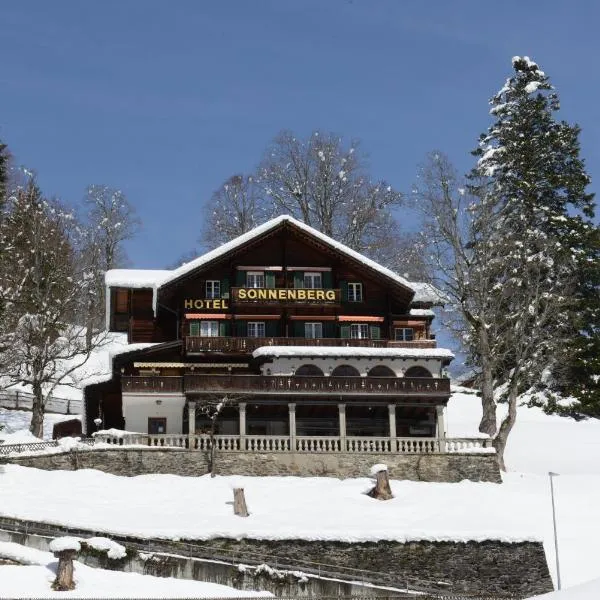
[
  {"left": 2, "top": 386, "right": 600, "bottom": 596},
  {"left": 0, "top": 540, "right": 271, "bottom": 599},
  {"left": 0, "top": 408, "right": 77, "bottom": 443}
]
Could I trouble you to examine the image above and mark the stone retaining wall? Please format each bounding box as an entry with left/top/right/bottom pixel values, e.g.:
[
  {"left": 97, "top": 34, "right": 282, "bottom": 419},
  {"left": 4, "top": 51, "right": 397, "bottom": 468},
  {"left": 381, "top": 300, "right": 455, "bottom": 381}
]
[
  {"left": 2, "top": 447, "right": 501, "bottom": 482},
  {"left": 0, "top": 517, "right": 551, "bottom": 597}
]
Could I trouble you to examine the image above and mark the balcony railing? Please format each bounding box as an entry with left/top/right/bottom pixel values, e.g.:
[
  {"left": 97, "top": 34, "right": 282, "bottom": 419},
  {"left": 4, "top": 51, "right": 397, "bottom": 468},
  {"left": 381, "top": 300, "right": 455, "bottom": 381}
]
[
  {"left": 185, "top": 336, "right": 436, "bottom": 354},
  {"left": 121, "top": 375, "right": 450, "bottom": 396},
  {"left": 231, "top": 287, "right": 341, "bottom": 305},
  {"left": 94, "top": 432, "right": 493, "bottom": 454}
]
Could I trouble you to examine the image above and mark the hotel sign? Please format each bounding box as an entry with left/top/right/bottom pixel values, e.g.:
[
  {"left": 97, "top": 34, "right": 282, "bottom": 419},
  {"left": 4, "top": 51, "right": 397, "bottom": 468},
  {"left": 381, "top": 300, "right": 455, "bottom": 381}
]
[{"left": 184, "top": 288, "right": 339, "bottom": 310}]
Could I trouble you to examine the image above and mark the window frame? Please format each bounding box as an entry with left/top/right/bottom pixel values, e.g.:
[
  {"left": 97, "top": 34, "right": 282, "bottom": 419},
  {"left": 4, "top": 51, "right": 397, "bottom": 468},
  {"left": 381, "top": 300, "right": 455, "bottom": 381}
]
[
  {"left": 205, "top": 280, "right": 221, "bottom": 299},
  {"left": 246, "top": 271, "right": 265, "bottom": 288},
  {"left": 394, "top": 327, "right": 414, "bottom": 342},
  {"left": 303, "top": 272, "right": 322, "bottom": 289},
  {"left": 304, "top": 322, "right": 323, "bottom": 339},
  {"left": 350, "top": 324, "right": 369, "bottom": 339},
  {"left": 347, "top": 282, "right": 363, "bottom": 302},
  {"left": 200, "top": 320, "right": 219, "bottom": 337},
  {"left": 247, "top": 321, "right": 266, "bottom": 338}
]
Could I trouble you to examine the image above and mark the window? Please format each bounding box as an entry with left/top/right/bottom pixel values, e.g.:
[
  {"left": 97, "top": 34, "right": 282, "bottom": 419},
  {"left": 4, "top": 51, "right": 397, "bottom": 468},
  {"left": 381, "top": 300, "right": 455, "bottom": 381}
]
[
  {"left": 200, "top": 321, "right": 219, "bottom": 337},
  {"left": 350, "top": 324, "right": 369, "bottom": 339},
  {"left": 148, "top": 417, "right": 167, "bottom": 434},
  {"left": 347, "top": 282, "right": 363, "bottom": 302},
  {"left": 395, "top": 327, "right": 414, "bottom": 342},
  {"left": 303, "top": 272, "right": 322, "bottom": 289},
  {"left": 304, "top": 322, "right": 323, "bottom": 339},
  {"left": 247, "top": 321, "right": 266, "bottom": 337},
  {"left": 246, "top": 272, "right": 265, "bottom": 288},
  {"left": 205, "top": 280, "right": 220, "bottom": 299}
]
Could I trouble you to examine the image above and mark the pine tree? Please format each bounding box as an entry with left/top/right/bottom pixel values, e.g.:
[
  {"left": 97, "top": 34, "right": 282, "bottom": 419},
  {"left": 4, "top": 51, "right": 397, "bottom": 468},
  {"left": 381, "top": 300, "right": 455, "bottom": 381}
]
[{"left": 468, "top": 56, "right": 597, "bottom": 468}]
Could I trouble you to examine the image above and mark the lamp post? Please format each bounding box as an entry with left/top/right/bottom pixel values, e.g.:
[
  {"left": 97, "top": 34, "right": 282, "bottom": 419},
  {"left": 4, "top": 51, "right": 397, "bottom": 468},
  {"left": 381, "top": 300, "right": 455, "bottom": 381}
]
[{"left": 548, "top": 471, "right": 561, "bottom": 590}]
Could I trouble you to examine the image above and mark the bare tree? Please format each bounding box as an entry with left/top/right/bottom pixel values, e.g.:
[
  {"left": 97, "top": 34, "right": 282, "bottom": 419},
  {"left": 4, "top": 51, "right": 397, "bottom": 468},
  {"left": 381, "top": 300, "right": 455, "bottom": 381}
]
[
  {"left": 0, "top": 178, "right": 108, "bottom": 437},
  {"left": 201, "top": 174, "right": 268, "bottom": 247},
  {"left": 80, "top": 185, "right": 141, "bottom": 347},
  {"left": 258, "top": 131, "right": 404, "bottom": 263}
]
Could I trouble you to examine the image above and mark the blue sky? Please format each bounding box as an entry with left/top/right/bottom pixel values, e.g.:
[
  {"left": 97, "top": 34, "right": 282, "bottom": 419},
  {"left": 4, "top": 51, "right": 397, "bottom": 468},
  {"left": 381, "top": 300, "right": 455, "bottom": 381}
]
[{"left": 2, "top": 0, "right": 599, "bottom": 271}]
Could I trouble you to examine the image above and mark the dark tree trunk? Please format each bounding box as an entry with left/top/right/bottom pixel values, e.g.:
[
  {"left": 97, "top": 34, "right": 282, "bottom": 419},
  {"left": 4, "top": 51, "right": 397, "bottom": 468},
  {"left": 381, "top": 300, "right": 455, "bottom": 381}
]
[
  {"left": 30, "top": 381, "right": 45, "bottom": 439},
  {"left": 492, "top": 384, "right": 519, "bottom": 471},
  {"left": 478, "top": 328, "right": 497, "bottom": 436}
]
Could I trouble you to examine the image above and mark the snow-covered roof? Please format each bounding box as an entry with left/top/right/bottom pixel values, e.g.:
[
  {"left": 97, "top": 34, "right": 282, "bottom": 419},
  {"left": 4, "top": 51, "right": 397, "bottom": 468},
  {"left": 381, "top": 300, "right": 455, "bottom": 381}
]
[
  {"left": 104, "top": 216, "right": 443, "bottom": 305},
  {"left": 409, "top": 308, "right": 435, "bottom": 318},
  {"left": 105, "top": 269, "right": 171, "bottom": 289},
  {"left": 252, "top": 346, "right": 454, "bottom": 360}
]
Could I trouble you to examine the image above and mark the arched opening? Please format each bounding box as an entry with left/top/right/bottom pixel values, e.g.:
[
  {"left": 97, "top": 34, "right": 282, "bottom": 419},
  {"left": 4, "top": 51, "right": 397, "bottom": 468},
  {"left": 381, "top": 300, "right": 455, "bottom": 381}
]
[
  {"left": 404, "top": 366, "right": 433, "bottom": 378},
  {"left": 367, "top": 365, "right": 396, "bottom": 377},
  {"left": 295, "top": 364, "right": 325, "bottom": 377},
  {"left": 330, "top": 364, "right": 361, "bottom": 377}
]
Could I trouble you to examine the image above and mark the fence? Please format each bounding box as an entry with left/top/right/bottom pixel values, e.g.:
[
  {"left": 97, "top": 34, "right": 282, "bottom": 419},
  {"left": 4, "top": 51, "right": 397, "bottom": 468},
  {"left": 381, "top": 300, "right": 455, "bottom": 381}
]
[{"left": 0, "top": 390, "right": 81, "bottom": 415}]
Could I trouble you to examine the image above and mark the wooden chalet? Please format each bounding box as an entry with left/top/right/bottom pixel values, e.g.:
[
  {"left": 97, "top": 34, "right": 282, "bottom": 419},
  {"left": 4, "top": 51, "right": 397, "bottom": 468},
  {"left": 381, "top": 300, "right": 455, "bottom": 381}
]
[{"left": 85, "top": 216, "right": 483, "bottom": 455}]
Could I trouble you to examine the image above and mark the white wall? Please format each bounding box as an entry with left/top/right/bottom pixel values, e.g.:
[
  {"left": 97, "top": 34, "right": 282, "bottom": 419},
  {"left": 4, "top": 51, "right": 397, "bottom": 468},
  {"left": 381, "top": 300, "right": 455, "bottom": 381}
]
[
  {"left": 260, "top": 357, "right": 445, "bottom": 378},
  {"left": 122, "top": 394, "right": 186, "bottom": 434}
]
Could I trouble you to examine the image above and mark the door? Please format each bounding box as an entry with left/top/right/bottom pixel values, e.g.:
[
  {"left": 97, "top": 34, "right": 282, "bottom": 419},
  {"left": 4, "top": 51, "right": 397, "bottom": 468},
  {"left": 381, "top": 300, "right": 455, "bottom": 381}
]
[{"left": 148, "top": 417, "right": 167, "bottom": 434}]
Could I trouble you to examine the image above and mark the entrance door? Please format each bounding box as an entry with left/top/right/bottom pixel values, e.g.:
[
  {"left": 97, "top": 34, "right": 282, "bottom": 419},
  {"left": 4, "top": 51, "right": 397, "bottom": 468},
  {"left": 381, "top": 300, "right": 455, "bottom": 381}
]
[{"left": 148, "top": 417, "right": 167, "bottom": 434}]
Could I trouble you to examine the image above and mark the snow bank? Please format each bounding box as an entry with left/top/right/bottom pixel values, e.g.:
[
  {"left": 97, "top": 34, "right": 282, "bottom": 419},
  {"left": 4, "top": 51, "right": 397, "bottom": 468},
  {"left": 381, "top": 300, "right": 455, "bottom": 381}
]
[
  {"left": 528, "top": 577, "right": 600, "bottom": 599},
  {"left": 85, "top": 537, "right": 127, "bottom": 560},
  {"left": 0, "top": 541, "right": 271, "bottom": 599}
]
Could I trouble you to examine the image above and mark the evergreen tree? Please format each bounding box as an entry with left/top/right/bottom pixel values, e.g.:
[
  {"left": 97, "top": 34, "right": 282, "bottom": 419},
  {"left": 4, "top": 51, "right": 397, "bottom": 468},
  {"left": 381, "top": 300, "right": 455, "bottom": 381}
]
[{"left": 467, "top": 56, "right": 597, "bottom": 468}]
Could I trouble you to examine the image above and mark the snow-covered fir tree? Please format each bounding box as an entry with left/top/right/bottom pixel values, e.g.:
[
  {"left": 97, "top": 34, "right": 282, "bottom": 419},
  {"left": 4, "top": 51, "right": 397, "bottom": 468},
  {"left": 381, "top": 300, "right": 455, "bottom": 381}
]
[{"left": 467, "top": 56, "right": 597, "bottom": 468}]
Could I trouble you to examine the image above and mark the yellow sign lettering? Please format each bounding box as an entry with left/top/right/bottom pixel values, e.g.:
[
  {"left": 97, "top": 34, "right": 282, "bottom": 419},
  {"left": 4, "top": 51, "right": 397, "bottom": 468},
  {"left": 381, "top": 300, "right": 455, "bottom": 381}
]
[
  {"left": 325, "top": 290, "right": 336, "bottom": 301},
  {"left": 316, "top": 290, "right": 325, "bottom": 301},
  {"left": 184, "top": 299, "right": 194, "bottom": 310}
]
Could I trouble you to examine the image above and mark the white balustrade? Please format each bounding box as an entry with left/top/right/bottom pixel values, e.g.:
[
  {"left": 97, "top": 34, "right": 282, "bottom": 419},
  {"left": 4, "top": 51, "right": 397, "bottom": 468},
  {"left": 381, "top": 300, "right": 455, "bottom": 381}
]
[{"left": 94, "top": 432, "right": 491, "bottom": 455}]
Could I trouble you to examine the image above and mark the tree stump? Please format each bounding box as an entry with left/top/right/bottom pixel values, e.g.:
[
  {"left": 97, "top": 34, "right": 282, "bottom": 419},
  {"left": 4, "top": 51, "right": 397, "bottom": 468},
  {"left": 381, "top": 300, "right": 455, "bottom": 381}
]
[
  {"left": 52, "top": 549, "right": 77, "bottom": 591},
  {"left": 367, "top": 469, "right": 393, "bottom": 500},
  {"left": 233, "top": 487, "right": 249, "bottom": 517}
]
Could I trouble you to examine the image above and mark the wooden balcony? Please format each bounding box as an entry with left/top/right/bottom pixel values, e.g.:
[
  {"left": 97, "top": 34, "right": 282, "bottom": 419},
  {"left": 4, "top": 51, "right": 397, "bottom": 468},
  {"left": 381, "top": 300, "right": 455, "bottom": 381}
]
[
  {"left": 120, "top": 375, "right": 450, "bottom": 397},
  {"left": 231, "top": 287, "right": 341, "bottom": 305},
  {"left": 185, "top": 336, "right": 436, "bottom": 354}
]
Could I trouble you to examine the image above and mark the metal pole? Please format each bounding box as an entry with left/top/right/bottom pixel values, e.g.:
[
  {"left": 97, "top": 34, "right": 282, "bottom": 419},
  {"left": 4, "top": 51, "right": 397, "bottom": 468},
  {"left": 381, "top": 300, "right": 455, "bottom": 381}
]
[{"left": 549, "top": 471, "right": 561, "bottom": 590}]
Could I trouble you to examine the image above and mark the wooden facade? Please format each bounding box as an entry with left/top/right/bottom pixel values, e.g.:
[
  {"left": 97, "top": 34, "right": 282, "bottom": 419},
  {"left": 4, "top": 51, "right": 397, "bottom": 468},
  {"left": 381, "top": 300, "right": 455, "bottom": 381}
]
[{"left": 85, "top": 217, "right": 455, "bottom": 450}]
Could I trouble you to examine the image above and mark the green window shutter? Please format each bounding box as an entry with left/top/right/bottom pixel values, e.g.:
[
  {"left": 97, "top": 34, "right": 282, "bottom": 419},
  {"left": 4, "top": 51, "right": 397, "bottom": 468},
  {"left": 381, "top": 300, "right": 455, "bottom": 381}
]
[
  {"left": 221, "top": 278, "right": 230, "bottom": 297},
  {"left": 293, "top": 271, "right": 304, "bottom": 289},
  {"left": 324, "top": 321, "right": 335, "bottom": 338},
  {"left": 189, "top": 322, "right": 200, "bottom": 336},
  {"left": 294, "top": 321, "right": 305, "bottom": 337},
  {"left": 339, "top": 280, "right": 348, "bottom": 302},
  {"left": 266, "top": 320, "right": 278, "bottom": 337},
  {"left": 235, "top": 270, "right": 245, "bottom": 286},
  {"left": 265, "top": 271, "right": 276, "bottom": 288},
  {"left": 370, "top": 325, "right": 381, "bottom": 339},
  {"left": 322, "top": 271, "right": 332, "bottom": 288},
  {"left": 340, "top": 325, "right": 350, "bottom": 339},
  {"left": 235, "top": 320, "right": 246, "bottom": 337},
  {"left": 219, "top": 321, "right": 230, "bottom": 337}
]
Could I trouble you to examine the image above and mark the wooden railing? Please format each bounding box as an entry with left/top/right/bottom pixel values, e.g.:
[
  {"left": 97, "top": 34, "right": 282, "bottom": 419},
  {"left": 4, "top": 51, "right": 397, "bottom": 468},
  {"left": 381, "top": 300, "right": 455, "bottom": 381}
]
[
  {"left": 183, "top": 374, "right": 451, "bottom": 396},
  {"left": 186, "top": 336, "right": 436, "bottom": 354},
  {"left": 121, "top": 376, "right": 183, "bottom": 393},
  {"left": 93, "top": 432, "right": 493, "bottom": 454}
]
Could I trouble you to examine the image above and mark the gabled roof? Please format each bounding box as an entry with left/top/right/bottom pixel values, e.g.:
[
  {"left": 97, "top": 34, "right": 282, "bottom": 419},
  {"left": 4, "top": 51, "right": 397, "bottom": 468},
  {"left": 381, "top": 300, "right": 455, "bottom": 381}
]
[{"left": 105, "top": 215, "right": 442, "bottom": 305}]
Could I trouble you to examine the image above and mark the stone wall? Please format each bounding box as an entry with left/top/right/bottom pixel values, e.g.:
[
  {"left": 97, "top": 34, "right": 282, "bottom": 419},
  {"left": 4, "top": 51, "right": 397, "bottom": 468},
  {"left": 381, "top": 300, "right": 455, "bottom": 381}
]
[
  {"left": 3, "top": 447, "right": 501, "bottom": 482},
  {"left": 0, "top": 517, "right": 551, "bottom": 597}
]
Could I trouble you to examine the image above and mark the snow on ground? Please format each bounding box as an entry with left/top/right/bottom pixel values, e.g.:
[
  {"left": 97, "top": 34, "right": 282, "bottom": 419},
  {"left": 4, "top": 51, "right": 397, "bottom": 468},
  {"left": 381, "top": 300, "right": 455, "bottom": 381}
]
[
  {"left": 531, "top": 578, "right": 600, "bottom": 599},
  {"left": 448, "top": 388, "right": 600, "bottom": 590},
  {"left": 0, "top": 540, "right": 271, "bottom": 599},
  {"left": 0, "top": 408, "right": 77, "bottom": 443},
  {"left": 0, "top": 466, "right": 542, "bottom": 544}
]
